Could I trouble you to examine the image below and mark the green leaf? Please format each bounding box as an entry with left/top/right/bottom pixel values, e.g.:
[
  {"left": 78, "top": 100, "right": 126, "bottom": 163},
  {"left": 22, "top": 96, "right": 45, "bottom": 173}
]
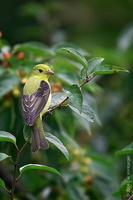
[
  {"left": 83, "top": 93, "right": 101, "bottom": 125},
  {"left": 91, "top": 161, "right": 117, "bottom": 183},
  {"left": 0, "top": 74, "right": 20, "bottom": 98},
  {"left": 113, "top": 175, "right": 133, "bottom": 197},
  {"left": 67, "top": 184, "right": 88, "bottom": 200},
  {"left": 89, "top": 153, "right": 113, "bottom": 168},
  {"left": 23, "top": 124, "right": 31, "bottom": 142},
  {"left": 116, "top": 142, "right": 133, "bottom": 156},
  {"left": 65, "top": 85, "right": 83, "bottom": 113},
  {"left": 80, "top": 68, "right": 87, "bottom": 83},
  {"left": 45, "top": 132, "right": 69, "bottom": 160},
  {"left": 56, "top": 70, "right": 79, "bottom": 85},
  {"left": 0, "top": 67, "right": 5, "bottom": 76},
  {"left": 87, "top": 82, "right": 103, "bottom": 94},
  {"left": 13, "top": 42, "right": 54, "bottom": 58},
  {"left": 88, "top": 57, "right": 104, "bottom": 74},
  {"left": 69, "top": 104, "right": 94, "bottom": 123},
  {"left": 0, "top": 131, "right": 16, "bottom": 144},
  {"left": 56, "top": 47, "right": 88, "bottom": 69},
  {"left": 0, "top": 39, "right": 9, "bottom": 48},
  {"left": 19, "top": 164, "right": 61, "bottom": 176},
  {"left": 50, "top": 92, "right": 68, "bottom": 108},
  {"left": 92, "top": 64, "right": 128, "bottom": 77},
  {"left": 0, "top": 178, "right": 5, "bottom": 187},
  {"left": 52, "top": 57, "right": 81, "bottom": 71},
  {"left": 52, "top": 43, "right": 89, "bottom": 57},
  {"left": 0, "top": 153, "right": 10, "bottom": 162},
  {"left": 21, "top": 2, "right": 43, "bottom": 17},
  {"left": 54, "top": 111, "right": 80, "bottom": 149}
]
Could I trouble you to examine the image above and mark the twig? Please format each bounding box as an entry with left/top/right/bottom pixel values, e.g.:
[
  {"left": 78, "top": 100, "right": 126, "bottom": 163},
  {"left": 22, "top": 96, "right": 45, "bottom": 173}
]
[
  {"left": 79, "top": 74, "right": 93, "bottom": 88},
  {"left": 45, "top": 73, "right": 93, "bottom": 116},
  {"left": 19, "top": 141, "right": 29, "bottom": 156},
  {"left": 45, "top": 96, "right": 69, "bottom": 116},
  {"left": 10, "top": 141, "right": 29, "bottom": 200},
  {"left": 0, "top": 185, "right": 10, "bottom": 194},
  {"left": 14, "top": 143, "right": 19, "bottom": 152},
  {"left": 128, "top": 193, "right": 133, "bottom": 200}
]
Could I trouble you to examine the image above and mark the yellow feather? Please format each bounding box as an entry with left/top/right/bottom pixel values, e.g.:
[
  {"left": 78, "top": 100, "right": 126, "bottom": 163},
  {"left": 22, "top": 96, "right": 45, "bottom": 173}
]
[{"left": 22, "top": 64, "right": 54, "bottom": 152}]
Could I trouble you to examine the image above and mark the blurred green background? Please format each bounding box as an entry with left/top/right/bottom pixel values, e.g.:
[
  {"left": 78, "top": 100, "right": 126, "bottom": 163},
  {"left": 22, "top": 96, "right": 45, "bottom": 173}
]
[{"left": 0, "top": 0, "right": 133, "bottom": 199}]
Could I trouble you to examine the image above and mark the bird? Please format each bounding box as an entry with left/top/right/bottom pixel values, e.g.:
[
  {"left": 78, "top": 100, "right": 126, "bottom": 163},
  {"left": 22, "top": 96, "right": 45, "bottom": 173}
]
[{"left": 22, "top": 64, "right": 54, "bottom": 152}]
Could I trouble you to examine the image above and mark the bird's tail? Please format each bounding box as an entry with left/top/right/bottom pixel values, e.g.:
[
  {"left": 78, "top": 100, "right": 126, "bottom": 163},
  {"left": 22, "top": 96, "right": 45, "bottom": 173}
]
[{"left": 31, "top": 117, "right": 49, "bottom": 152}]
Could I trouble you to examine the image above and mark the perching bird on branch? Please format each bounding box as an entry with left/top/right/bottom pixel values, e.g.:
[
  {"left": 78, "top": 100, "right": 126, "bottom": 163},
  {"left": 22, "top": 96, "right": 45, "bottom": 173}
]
[{"left": 22, "top": 64, "right": 54, "bottom": 152}]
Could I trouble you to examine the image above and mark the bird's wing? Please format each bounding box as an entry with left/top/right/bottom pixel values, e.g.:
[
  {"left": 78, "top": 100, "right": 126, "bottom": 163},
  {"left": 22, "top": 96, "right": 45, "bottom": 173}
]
[{"left": 22, "top": 80, "right": 50, "bottom": 126}]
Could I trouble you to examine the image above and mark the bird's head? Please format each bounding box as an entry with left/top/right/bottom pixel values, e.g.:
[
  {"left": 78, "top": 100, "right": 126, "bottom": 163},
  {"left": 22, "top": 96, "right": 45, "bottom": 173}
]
[{"left": 32, "top": 64, "right": 54, "bottom": 80}]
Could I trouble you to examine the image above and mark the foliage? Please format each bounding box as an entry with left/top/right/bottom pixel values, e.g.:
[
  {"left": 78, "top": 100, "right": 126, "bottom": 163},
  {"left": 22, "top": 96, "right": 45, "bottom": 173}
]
[
  {"left": 0, "top": 32, "right": 127, "bottom": 200},
  {"left": 0, "top": 0, "right": 132, "bottom": 199}
]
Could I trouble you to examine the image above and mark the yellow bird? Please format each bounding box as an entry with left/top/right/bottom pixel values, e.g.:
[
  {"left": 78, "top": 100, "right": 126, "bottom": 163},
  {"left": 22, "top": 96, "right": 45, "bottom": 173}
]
[{"left": 22, "top": 64, "right": 54, "bottom": 152}]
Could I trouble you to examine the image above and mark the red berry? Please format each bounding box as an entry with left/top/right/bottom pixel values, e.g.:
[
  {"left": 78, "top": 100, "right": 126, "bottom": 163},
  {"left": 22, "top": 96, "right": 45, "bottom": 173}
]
[
  {"left": 54, "top": 82, "right": 62, "bottom": 89},
  {"left": 3, "top": 52, "right": 11, "bottom": 60},
  {"left": 2, "top": 61, "right": 9, "bottom": 68},
  {"left": 17, "top": 52, "right": 24, "bottom": 59},
  {"left": 0, "top": 31, "right": 2, "bottom": 38}
]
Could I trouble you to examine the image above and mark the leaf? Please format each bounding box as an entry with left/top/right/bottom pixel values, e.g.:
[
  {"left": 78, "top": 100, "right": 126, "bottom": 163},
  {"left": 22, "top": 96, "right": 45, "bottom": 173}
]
[
  {"left": 116, "top": 142, "right": 133, "bottom": 156},
  {"left": 0, "top": 153, "right": 10, "bottom": 162},
  {"left": 87, "top": 82, "right": 103, "bottom": 94},
  {"left": 92, "top": 64, "right": 128, "bottom": 77},
  {"left": 21, "top": 2, "right": 43, "bottom": 17},
  {"left": 45, "top": 132, "right": 69, "bottom": 160},
  {"left": 95, "top": 178, "right": 119, "bottom": 200},
  {"left": 83, "top": 93, "right": 101, "bottom": 125},
  {"left": 0, "top": 178, "right": 5, "bottom": 187},
  {"left": 52, "top": 57, "right": 81, "bottom": 71},
  {"left": 19, "top": 164, "right": 61, "bottom": 176},
  {"left": 80, "top": 68, "right": 87, "bottom": 83},
  {"left": 0, "top": 74, "right": 20, "bottom": 98},
  {"left": 0, "top": 131, "right": 16, "bottom": 144},
  {"left": 54, "top": 111, "right": 80, "bottom": 149},
  {"left": 23, "top": 124, "right": 31, "bottom": 142},
  {"left": 91, "top": 161, "right": 117, "bottom": 183},
  {"left": 52, "top": 43, "right": 89, "bottom": 57},
  {"left": 13, "top": 42, "right": 54, "bottom": 58},
  {"left": 69, "top": 104, "right": 94, "bottom": 123},
  {"left": 87, "top": 57, "right": 104, "bottom": 74},
  {"left": 67, "top": 184, "right": 88, "bottom": 200},
  {"left": 65, "top": 85, "right": 83, "bottom": 113},
  {"left": 113, "top": 175, "right": 133, "bottom": 197},
  {"left": 56, "top": 70, "right": 79, "bottom": 85},
  {"left": 56, "top": 47, "right": 88, "bottom": 69},
  {"left": 89, "top": 153, "right": 114, "bottom": 168},
  {"left": 50, "top": 92, "right": 68, "bottom": 108},
  {"left": 0, "top": 67, "right": 5, "bottom": 76}
]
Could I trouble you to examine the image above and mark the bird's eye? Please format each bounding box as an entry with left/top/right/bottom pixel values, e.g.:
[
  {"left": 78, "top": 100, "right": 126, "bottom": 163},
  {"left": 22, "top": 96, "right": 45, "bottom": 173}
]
[{"left": 39, "top": 69, "right": 43, "bottom": 73}]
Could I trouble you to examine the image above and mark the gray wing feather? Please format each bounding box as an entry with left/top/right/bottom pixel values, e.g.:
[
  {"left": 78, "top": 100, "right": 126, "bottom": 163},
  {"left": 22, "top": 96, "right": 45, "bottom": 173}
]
[{"left": 22, "top": 81, "right": 50, "bottom": 126}]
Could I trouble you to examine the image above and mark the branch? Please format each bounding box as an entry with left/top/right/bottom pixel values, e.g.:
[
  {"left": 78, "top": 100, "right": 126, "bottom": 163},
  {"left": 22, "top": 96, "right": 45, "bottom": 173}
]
[
  {"left": 0, "top": 185, "right": 10, "bottom": 194},
  {"left": 128, "top": 194, "right": 133, "bottom": 200},
  {"left": 79, "top": 73, "right": 93, "bottom": 88},
  {"left": 45, "top": 73, "right": 93, "bottom": 116},
  {"left": 0, "top": 163, "right": 27, "bottom": 194},
  {"left": 14, "top": 143, "right": 19, "bottom": 152},
  {"left": 10, "top": 141, "right": 29, "bottom": 200},
  {"left": 45, "top": 96, "right": 69, "bottom": 116}
]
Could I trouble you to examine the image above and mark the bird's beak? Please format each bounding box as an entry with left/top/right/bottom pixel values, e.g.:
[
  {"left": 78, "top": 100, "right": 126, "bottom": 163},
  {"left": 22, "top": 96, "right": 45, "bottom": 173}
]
[{"left": 46, "top": 69, "right": 54, "bottom": 75}]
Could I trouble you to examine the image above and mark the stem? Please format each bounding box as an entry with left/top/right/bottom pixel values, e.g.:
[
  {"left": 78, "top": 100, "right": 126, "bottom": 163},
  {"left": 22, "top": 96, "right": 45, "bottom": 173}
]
[
  {"left": 0, "top": 185, "right": 10, "bottom": 194},
  {"left": 45, "top": 73, "right": 93, "bottom": 116},
  {"left": 45, "top": 96, "right": 69, "bottom": 116},
  {"left": 128, "top": 194, "right": 133, "bottom": 200},
  {"left": 14, "top": 143, "right": 19, "bottom": 152},
  {"left": 79, "top": 74, "right": 93, "bottom": 88},
  {"left": 10, "top": 141, "right": 28, "bottom": 200}
]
